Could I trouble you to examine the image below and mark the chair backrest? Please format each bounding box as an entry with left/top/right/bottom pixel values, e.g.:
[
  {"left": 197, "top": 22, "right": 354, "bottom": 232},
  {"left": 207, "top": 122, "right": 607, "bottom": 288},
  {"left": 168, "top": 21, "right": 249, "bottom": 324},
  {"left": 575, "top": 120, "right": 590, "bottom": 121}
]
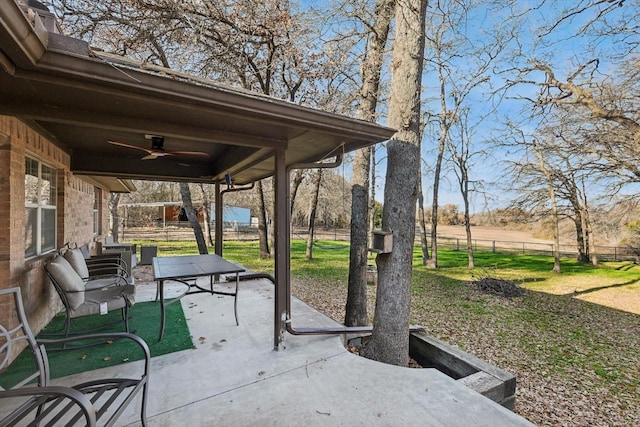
[
  {"left": 45, "top": 255, "right": 86, "bottom": 310},
  {"left": 80, "top": 245, "right": 92, "bottom": 259},
  {"left": 0, "top": 287, "right": 48, "bottom": 390},
  {"left": 63, "top": 248, "right": 90, "bottom": 281}
]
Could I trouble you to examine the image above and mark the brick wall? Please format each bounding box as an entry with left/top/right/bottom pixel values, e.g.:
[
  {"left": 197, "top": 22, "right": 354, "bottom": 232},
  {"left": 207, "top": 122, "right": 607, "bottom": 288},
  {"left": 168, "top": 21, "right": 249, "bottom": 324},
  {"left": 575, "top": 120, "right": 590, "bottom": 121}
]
[
  {"left": 60, "top": 170, "right": 98, "bottom": 249},
  {"left": 0, "top": 116, "right": 113, "bottom": 359},
  {"left": 0, "top": 128, "right": 13, "bottom": 337}
]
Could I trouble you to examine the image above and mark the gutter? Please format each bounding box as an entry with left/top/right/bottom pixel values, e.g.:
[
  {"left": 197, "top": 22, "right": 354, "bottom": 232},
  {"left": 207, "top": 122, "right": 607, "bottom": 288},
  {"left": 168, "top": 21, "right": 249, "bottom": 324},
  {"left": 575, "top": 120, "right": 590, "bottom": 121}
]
[{"left": 0, "top": 0, "right": 47, "bottom": 67}]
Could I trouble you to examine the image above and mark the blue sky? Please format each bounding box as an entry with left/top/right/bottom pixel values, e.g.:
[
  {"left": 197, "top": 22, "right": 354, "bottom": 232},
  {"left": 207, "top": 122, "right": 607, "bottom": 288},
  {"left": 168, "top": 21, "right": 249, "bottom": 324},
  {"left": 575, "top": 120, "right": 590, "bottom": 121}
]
[{"left": 342, "top": 0, "right": 639, "bottom": 213}]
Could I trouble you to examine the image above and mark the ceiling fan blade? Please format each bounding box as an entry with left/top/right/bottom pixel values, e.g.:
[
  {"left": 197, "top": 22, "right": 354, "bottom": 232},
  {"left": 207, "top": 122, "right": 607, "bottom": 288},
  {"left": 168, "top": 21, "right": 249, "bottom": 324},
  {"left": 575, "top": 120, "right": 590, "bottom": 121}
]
[
  {"left": 108, "top": 140, "right": 148, "bottom": 152},
  {"left": 109, "top": 139, "right": 208, "bottom": 159},
  {"left": 165, "top": 150, "right": 210, "bottom": 158}
]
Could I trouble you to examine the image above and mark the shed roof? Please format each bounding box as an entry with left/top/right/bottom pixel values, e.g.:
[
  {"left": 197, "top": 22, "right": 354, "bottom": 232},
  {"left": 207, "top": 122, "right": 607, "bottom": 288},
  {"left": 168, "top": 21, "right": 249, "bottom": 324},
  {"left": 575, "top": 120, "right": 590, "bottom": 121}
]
[{"left": 0, "top": 1, "right": 394, "bottom": 187}]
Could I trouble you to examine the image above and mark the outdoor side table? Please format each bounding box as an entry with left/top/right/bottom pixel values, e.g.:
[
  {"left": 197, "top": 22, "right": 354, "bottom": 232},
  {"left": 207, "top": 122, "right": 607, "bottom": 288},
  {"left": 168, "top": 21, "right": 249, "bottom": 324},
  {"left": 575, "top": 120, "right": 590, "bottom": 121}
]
[{"left": 152, "top": 254, "right": 245, "bottom": 340}]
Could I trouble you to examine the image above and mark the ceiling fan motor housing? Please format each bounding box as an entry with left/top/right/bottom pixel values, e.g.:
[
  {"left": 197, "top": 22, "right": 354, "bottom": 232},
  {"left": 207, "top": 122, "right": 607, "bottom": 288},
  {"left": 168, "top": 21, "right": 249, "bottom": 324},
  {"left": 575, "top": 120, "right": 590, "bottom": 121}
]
[{"left": 149, "top": 135, "right": 165, "bottom": 150}]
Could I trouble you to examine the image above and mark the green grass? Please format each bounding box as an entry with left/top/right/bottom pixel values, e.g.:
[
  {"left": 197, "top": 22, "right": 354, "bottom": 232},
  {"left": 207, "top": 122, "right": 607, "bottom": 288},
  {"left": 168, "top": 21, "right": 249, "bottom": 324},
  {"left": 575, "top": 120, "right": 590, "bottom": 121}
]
[
  {"left": 133, "top": 238, "right": 640, "bottom": 294},
  {"left": 133, "top": 239, "right": 352, "bottom": 278},
  {"left": 130, "top": 239, "right": 640, "bottom": 424}
]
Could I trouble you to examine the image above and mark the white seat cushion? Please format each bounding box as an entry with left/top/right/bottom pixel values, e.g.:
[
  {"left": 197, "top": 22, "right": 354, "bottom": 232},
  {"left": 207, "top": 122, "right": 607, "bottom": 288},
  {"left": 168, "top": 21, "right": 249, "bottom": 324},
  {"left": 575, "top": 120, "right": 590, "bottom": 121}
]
[
  {"left": 63, "top": 248, "right": 90, "bottom": 282},
  {"left": 70, "top": 285, "right": 136, "bottom": 318},
  {"left": 47, "top": 255, "right": 85, "bottom": 309}
]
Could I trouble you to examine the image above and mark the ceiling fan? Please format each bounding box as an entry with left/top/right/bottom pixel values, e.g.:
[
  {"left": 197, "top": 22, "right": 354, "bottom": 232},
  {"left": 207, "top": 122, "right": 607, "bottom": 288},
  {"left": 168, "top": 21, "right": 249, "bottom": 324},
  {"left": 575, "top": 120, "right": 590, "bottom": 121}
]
[{"left": 108, "top": 135, "right": 210, "bottom": 160}]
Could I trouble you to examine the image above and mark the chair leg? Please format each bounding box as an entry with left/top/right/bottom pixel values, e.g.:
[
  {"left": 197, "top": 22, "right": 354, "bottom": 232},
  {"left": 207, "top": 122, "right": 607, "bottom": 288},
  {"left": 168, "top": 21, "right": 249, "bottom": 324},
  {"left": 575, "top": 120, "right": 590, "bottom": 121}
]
[
  {"left": 64, "top": 311, "right": 72, "bottom": 338},
  {"left": 233, "top": 279, "right": 239, "bottom": 326},
  {"left": 42, "top": 303, "right": 134, "bottom": 351},
  {"left": 38, "top": 311, "right": 73, "bottom": 348},
  {"left": 123, "top": 306, "right": 130, "bottom": 333},
  {"left": 63, "top": 311, "right": 72, "bottom": 348},
  {"left": 140, "top": 381, "right": 149, "bottom": 427}
]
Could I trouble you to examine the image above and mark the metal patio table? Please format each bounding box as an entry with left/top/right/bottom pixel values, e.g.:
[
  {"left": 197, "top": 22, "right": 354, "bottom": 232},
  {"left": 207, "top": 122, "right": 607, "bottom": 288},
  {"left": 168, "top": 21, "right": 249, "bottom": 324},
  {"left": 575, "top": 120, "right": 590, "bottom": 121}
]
[{"left": 152, "top": 254, "right": 245, "bottom": 340}]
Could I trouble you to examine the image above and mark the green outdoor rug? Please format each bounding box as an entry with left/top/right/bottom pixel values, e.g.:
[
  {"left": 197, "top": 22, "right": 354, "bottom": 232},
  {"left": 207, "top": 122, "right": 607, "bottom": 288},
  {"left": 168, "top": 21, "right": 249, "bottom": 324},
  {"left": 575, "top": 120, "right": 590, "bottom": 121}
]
[{"left": 0, "top": 300, "right": 193, "bottom": 389}]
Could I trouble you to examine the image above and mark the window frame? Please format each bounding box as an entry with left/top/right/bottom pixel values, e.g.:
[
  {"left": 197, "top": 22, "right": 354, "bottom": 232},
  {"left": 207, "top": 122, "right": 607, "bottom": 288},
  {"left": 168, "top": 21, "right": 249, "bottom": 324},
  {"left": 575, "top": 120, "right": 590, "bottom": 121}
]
[
  {"left": 93, "top": 187, "right": 102, "bottom": 235},
  {"left": 25, "top": 156, "right": 57, "bottom": 258}
]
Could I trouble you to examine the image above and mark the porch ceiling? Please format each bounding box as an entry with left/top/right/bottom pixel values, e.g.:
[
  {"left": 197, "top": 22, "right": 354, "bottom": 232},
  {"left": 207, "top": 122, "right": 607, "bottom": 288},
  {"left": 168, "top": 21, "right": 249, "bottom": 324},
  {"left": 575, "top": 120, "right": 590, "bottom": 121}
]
[{"left": 0, "top": 2, "right": 394, "bottom": 186}]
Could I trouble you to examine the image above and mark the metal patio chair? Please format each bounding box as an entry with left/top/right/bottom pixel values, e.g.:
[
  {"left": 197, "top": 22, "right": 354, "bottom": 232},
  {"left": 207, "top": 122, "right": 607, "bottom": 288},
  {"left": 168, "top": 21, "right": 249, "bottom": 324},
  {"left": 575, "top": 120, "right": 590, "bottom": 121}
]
[
  {"left": 0, "top": 286, "right": 150, "bottom": 426},
  {"left": 64, "top": 244, "right": 132, "bottom": 286},
  {"left": 44, "top": 255, "right": 136, "bottom": 340}
]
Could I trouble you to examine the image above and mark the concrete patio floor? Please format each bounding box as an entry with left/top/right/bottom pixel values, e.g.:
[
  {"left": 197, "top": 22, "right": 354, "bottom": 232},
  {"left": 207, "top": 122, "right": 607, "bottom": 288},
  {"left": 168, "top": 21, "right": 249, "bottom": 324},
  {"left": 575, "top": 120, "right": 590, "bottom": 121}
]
[{"left": 43, "top": 274, "right": 535, "bottom": 426}]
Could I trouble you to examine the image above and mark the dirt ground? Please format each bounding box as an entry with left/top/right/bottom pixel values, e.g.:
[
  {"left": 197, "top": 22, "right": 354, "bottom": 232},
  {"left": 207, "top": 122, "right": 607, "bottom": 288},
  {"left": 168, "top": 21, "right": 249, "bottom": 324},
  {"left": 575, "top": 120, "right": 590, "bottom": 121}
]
[
  {"left": 436, "top": 224, "right": 554, "bottom": 244},
  {"left": 132, "top": 264, "right": 154, "bottom": 283}
]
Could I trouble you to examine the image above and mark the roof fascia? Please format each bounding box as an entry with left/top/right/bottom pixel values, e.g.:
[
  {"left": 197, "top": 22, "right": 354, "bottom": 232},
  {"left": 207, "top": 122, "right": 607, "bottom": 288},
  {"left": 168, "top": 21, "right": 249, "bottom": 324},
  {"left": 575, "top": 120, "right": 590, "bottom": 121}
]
[
  {"left": 40, "top": 49, "right": 394, "bottom": 141},
  {"left": 79, "top": 175, "right": 137, "bottom": 193}
]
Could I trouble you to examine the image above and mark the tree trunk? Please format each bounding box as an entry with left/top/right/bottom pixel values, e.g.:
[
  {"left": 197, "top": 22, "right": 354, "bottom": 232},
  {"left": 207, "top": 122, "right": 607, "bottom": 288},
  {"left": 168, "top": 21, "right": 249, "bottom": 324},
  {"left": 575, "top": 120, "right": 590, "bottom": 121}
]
[
  {"left": 586, "top": 213, "right": 598, "bottom": 267},
  {"left": 427, "top": 104, "right": 449, "bottom": 268},
  {"left": 346, "top": 147, "right": 372, "bottom": 325},
  {"left": 256, "top": 180, "right": 270, "bottom": 259},
  {"left": 428, "top": 149, "right": 442, "bottom": 269},
  {"left": 306, "top": 169, "right": 323, "bottom": 260},
  {"left": 179, "top": 182, "right": 208, "bottom": 254},
  {"left": 199, "top": 184, "right": 214, "bottom": 246},
  {"left": 461, "top": 171, "right": 474, "bottom": 269},
  {"left": 369, "top": 146, "right": 378, "bottom": 247},
  {"left": 290, "top": 169, "right": 305, "bottom": 220},
  {"left": 551, "top": 197, "right": 561, "bottom": 273},
  {"left": 582, "top": 191, "right": 598, "bottom": 267},
  {"left": 573, "top": 215, "right": 589, "bottom": 263},
  {"left": 109, "top": 193, "right": 120, "bottom": 242},
  {"left": 346, "top": 0, "right": 394, "bottom": 327},
  {"left": 417, "top": 178, "right": 429, "bottom": 265},
  {"left": 362, "top": 0, "right": 426, "bottom": 367},
  {"left": 268, "top": 178, "right": 275, "bottom": 258},
  {"left": 582, "top": 212, "right": 590, "bottom": 262},
  {"left": 533, "top": 145, "right": 560, "bottom": 273}
]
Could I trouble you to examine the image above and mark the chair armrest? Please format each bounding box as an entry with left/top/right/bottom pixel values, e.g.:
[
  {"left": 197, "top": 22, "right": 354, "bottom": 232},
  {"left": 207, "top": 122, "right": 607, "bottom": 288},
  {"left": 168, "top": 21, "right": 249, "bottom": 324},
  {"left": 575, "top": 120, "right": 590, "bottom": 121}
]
[
  {"left": 0, "top": 385, "right": 97, "bottom": 426},
  {"left": 37, "top": 332, "right": 151, "bottom": 371},
  {"left": 84, "top": 276, "right": 130, "bottom": 293},
  {"left": 85, "top": 256, "right": 129, "bottom": 278},
  {"left": 86, "top": 254, "right": 128, "bottom": 267},
  {"left": 85, "top": 261, "right": 129, "bottom": 280}
]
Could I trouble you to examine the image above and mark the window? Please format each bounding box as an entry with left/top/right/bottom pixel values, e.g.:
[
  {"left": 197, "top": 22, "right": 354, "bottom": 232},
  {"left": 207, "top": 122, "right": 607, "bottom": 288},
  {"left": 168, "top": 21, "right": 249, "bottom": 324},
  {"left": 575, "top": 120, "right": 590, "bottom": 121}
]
[
  {"left": 25, "top": 157, "right": 57, "bottom": 258},
  {"left": 93, "top": 187, "right": 101, "bottom": 235}
]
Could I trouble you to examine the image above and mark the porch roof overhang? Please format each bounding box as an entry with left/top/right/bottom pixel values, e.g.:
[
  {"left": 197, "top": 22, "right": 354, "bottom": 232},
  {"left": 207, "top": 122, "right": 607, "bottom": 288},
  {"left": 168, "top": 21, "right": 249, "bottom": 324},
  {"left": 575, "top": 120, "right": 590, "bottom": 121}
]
[
  {"left": 0, "top": 2, "right": 394, "bottom": 187},
  {"left": 1, "top": 1, "right": 396, "bottom": 350}
]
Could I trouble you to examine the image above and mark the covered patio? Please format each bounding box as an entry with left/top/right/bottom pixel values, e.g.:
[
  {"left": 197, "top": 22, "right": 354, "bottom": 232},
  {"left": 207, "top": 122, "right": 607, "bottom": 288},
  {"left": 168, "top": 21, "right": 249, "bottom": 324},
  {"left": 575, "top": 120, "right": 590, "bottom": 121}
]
[{"left": 1, "top": 2, "right": 534, "bottom": 425}]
